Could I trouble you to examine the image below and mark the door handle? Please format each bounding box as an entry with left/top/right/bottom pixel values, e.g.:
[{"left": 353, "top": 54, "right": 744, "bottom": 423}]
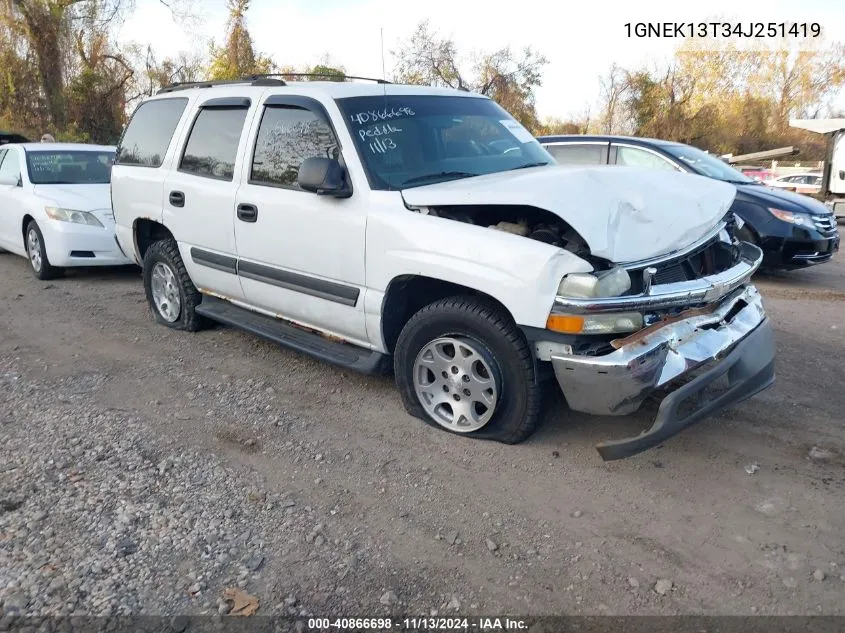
[
  {"left": 169, "top": 191, "right": 185, "bottom": 207},
  {"left": 237, "top": 203, "right": 258, "bottom": 223}
]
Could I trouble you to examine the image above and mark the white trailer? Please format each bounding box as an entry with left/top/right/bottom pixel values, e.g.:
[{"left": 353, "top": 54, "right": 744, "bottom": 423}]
[{"left": 790, "top": 118, "right": 845, "bottom": 223}]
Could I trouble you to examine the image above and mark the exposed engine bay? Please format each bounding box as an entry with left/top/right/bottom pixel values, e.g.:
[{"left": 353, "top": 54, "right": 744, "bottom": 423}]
[{"left": 418, "top": 204, "right": 592, "bottom": 259}]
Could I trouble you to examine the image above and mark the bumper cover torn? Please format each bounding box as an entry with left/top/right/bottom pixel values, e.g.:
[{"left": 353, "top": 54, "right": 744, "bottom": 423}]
[{"left": 550, "top": 285, "right": 775, "bottom": 460}]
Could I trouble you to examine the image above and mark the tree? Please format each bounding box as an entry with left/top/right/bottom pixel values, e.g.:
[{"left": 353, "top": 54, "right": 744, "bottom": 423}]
[
  {"left": 392, "top": 20, "right": 548, "bottom": 131},
  {"left": 207, "top": 0, "right": 274, "bottom": 80}
]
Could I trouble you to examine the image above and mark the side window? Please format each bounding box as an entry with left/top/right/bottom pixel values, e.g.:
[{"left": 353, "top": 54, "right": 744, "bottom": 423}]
[
  {"left": 0, "top": 149, "right": 20, "bottom": 182},
  {"left": 116, "top": 98, "right": 188, "bottom": 168},
  {"left": 615, "top": 146, "right": 679, "bottom": 171},
  {"left": 250, "top": 106, "right": 339, "bottom": 189},
  {"left": 546, "top": 144, "right": 606, "bottom": 165},
  {"left": 179, "top": 107, "right": 249, "bottom": 181}
]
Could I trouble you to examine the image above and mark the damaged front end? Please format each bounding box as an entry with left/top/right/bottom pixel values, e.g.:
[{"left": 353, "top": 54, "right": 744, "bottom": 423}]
[{"left": 542, "top": 219, "right": 775, "bottom": 460}]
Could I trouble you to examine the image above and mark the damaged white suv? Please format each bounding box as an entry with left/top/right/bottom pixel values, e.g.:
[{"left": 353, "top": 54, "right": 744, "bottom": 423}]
[{"left": 111, "top": 76, "right": 775, "bottom": 460}]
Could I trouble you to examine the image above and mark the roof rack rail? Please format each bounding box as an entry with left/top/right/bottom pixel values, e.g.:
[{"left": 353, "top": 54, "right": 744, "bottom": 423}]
[
  {"left": 157, "top": 77, "right": 287, "bottom": 94},
  {"left": 156, "top": 73, "right": 391, "bottom": 94},
  {"left": 247, "top": 73, "right": 392, "bottom": 84}
]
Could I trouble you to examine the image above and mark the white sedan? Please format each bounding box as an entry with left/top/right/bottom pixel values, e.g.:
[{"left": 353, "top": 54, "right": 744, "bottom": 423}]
[
  {"left": 764, "top": 172, "right": 823, "bottom": 195},
  {"left": 0, "top": 142, "right": 133, "bottom": 279}
]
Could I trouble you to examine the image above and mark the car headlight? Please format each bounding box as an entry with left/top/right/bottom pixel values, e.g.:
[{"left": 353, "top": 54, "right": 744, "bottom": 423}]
[
  {"left": 557, "top": 266, "right": 631, "bottom": 298},
  {"left": 44, "top": 206, "right": 103, "bottom": 227},
  {"left": 546, "top": 311, "right": 643, "bottom": 335},
  {"left": 768, "top": 208, "right": 814, "bottom": 229}
]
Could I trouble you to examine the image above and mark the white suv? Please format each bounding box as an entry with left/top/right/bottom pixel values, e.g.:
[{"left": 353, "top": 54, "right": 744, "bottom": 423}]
[{"left": 111, "top": 76, "right": 775, "bottom": 460}]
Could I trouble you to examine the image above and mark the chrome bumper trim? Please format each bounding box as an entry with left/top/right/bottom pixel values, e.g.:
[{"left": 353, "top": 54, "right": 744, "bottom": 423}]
[{"left": 550, "top": 284, "right": 767, "bottom": 417}]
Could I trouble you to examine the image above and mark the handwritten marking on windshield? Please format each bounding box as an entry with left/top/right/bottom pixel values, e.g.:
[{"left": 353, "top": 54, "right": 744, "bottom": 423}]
[{"left": 350, "top": 107, "right": 415, "bottom": 125}]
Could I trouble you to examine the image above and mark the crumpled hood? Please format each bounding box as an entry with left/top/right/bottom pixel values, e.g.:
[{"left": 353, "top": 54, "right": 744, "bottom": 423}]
[
  {"left": 33, "top": 183, "right": 112, "bottom": 211},
  {"left": 400, "top": 165, "right": 737, "bottom": 263}
]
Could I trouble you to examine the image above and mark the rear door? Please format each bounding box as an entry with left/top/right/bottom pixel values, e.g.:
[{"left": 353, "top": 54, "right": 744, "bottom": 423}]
[{"left": 163, "top": 96, "right": 255, "bottom": 301}]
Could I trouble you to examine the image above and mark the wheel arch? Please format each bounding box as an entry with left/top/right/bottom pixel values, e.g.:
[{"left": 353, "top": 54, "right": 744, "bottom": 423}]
[
  {"left": 21, "top": 214, "right": 35, "bottom": 242},
  {"left": 380, "top": 274, "right": 517, "bottom": 354},
  {"left": 134, "top": 218, "right": 174, "bottom": 263}
]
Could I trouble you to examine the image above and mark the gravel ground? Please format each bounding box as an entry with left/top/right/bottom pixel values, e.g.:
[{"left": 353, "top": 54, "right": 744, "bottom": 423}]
[{"left": 1, "top": 250, "right": 844, "bottom": 619}]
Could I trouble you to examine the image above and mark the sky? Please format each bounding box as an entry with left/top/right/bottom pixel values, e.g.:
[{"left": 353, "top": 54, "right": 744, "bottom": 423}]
[{"left": 118, "top": 0, "right": 845, "bottom": 120}]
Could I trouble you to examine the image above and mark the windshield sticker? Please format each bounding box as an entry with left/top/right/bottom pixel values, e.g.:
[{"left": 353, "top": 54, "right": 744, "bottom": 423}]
[
  {"left": 349, "top": 107, "right": 415, "bottom": 126},
  {"left": 499, "top": 119, "right": 534, "bottom": 144}
]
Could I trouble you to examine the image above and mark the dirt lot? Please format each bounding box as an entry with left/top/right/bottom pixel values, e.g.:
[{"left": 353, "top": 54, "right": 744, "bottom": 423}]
[{"left": 1, "top": 249, "right": 844, "bottom": 618}]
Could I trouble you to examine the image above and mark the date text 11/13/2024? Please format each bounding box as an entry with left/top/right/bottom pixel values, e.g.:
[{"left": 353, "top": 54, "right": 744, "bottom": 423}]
[{"left": 306, "top": 617, "right": 529, "bottom": 630}]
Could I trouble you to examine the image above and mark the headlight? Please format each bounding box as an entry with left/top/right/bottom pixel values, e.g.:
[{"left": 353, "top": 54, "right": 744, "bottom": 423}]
[
  {"left": 768, "top": 208, "right": 814, "bottom": 229},
  {"left": 45, "top": 206, "right": 103, "bottom": 227},
  {"left": 557, "top": 266, "right": 631, "bottom": 299},
  {"left": 546, "top": 311, "right": 643, "bottom": 335}
]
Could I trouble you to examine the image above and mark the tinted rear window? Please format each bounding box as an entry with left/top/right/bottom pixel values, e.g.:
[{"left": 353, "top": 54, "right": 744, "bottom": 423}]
[
  {"left": 179, "top": 107, "right": 249, "bottom": 181},
  {"left": 546, "top": 143, "right": 606, "bottom": 165},
  {"left": 116, "top": 98, "right": 188, "bottom": 167}
]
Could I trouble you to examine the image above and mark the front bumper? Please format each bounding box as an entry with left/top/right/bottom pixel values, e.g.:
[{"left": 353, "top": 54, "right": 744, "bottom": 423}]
[
  {"left": 550, "top": 280, "right": 775, "bottom": 460},
  {"left": 44, "top": 219, "right": 134, "bottom": 268}
]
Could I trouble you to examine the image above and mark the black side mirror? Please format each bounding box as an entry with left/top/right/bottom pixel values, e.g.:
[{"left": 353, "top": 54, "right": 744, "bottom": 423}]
[{"left": 297, "top": 157, "right": 351, "bottom": 197}]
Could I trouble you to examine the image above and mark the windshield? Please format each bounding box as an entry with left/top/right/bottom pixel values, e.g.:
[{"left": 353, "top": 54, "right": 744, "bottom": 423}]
[
  {"left": 26, "top": 150, "right": 115, "bottom": 185},
  {"left": 661, "top": 144, "right": 753, "bottom": 184},
  {"left": 335, "top": 95, "right": 553, "bottom": 190}
]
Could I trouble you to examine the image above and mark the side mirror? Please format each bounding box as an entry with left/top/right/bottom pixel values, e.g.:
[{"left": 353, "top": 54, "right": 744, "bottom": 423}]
[
  {"left": 0, "top": 174, "right": 20, "bottom": 187},
  {"left": 297, "top": 157, "right": 351, "bottom": 198}
]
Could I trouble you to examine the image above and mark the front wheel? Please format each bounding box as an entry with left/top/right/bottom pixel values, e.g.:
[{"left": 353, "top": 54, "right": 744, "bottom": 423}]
[
  {"left": 25, "top": 220, "right": 63, "bottom": 280},
  {"left": 394, "top": 296, "right": 542, "bottom": 444},
  {"left": 142, "top": 239, "right": 205, "bottom": 331}
]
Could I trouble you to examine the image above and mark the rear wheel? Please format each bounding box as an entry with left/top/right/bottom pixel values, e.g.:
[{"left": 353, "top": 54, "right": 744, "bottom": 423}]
[
  {"left": 25, "top": 220, "right": 63, "bottom": 280},
  {"left": 142, "top": 239, "right": 205, "bottom": 331},
  {"left": 394, "top": 296, "right": 542, "bottom": 444}
]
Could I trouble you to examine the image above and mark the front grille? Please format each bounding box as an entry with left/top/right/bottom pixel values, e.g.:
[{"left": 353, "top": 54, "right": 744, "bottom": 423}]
[
  {"left": 628, "top": 232, "right": 740, "bottom": 293},
  {"left": 813, "top": 214, "right": 838, "bottom": 237}
]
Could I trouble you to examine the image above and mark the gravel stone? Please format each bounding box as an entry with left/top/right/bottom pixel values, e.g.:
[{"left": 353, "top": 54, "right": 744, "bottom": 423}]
[
  {"left": 813, "top": 569, "right": 826, "bottom": 582},
  {"left": 485, "top": 539, "right": 498, "bottom": 552},
  {"left": 654, "top": 579, "right": 673, "bottom": 595},
  {"left": 380, "top": 590, "right": 398, "bottom": 606}
]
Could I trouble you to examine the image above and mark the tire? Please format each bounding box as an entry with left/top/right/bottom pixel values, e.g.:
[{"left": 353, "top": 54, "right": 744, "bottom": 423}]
[
  {"left": 394, "top": 296, "right": 542, "bottom": 444},
  {"left": 25, "top": 220, "right": 63, "bottom": 280},
  {"left": 142, "top": 238, "right": 205, "bottom": 331}
]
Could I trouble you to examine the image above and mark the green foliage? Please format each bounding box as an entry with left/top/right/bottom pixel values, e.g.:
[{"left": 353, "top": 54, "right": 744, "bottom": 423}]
[{"left": 207, "top": 0, "right": 275, "bottom": 80}]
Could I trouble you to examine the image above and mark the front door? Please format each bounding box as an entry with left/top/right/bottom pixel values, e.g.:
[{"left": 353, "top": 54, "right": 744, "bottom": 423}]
[{"left": 233, "top": 96, "right": 369, "bottom": 346}]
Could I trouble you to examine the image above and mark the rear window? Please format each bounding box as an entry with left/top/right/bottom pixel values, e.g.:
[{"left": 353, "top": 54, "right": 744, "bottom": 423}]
[
  {"left": 179, "top": 107, "right": 249, "bottom": 181},
  {"left": 546, "top": 144, "right": 606, "bottom": 165},
  {"left": 26, "top": 150, "right": 115, "bottom": 184},
  {"left": 116, "top": 98, "right": 188, "bottom": 168}
]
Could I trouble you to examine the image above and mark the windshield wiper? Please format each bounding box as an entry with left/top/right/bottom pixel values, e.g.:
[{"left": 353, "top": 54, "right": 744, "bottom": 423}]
[
  {"left": 402, "top": 171, "right": 478, "bottom": 186},
  {"left": 511, "top": 161, "right": 552, "bottom": 170}
]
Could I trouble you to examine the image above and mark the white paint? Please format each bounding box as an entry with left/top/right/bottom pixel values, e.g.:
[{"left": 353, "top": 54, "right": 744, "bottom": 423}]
[
  {"left": 401, "top": 164, "right": 737, "bottom": 263},
  {"left": 111, "top": 82, "right": 734, "bottom": 354},
  {"left": 0, "top": 143, "right": 132, "bottom": 268}
]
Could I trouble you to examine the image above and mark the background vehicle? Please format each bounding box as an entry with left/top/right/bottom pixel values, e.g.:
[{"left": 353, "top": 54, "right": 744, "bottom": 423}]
[
  {"left": 538, "top": 135, "right": 839, "bottom": 269},
  {"left": 0, "top": 143, "right": 132, "bottom": 279},
  {"left": 0, "top": 131, "right": 29, "bottom": 146},
  {"left": 111, "top": 77, "right": 774, "bottom": 460},
  {"left": 764, "top": 172, "right": 823, "bottom": 195},
  {"left": 790, "top": 118, "right": 845, "bottom": 224}
]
